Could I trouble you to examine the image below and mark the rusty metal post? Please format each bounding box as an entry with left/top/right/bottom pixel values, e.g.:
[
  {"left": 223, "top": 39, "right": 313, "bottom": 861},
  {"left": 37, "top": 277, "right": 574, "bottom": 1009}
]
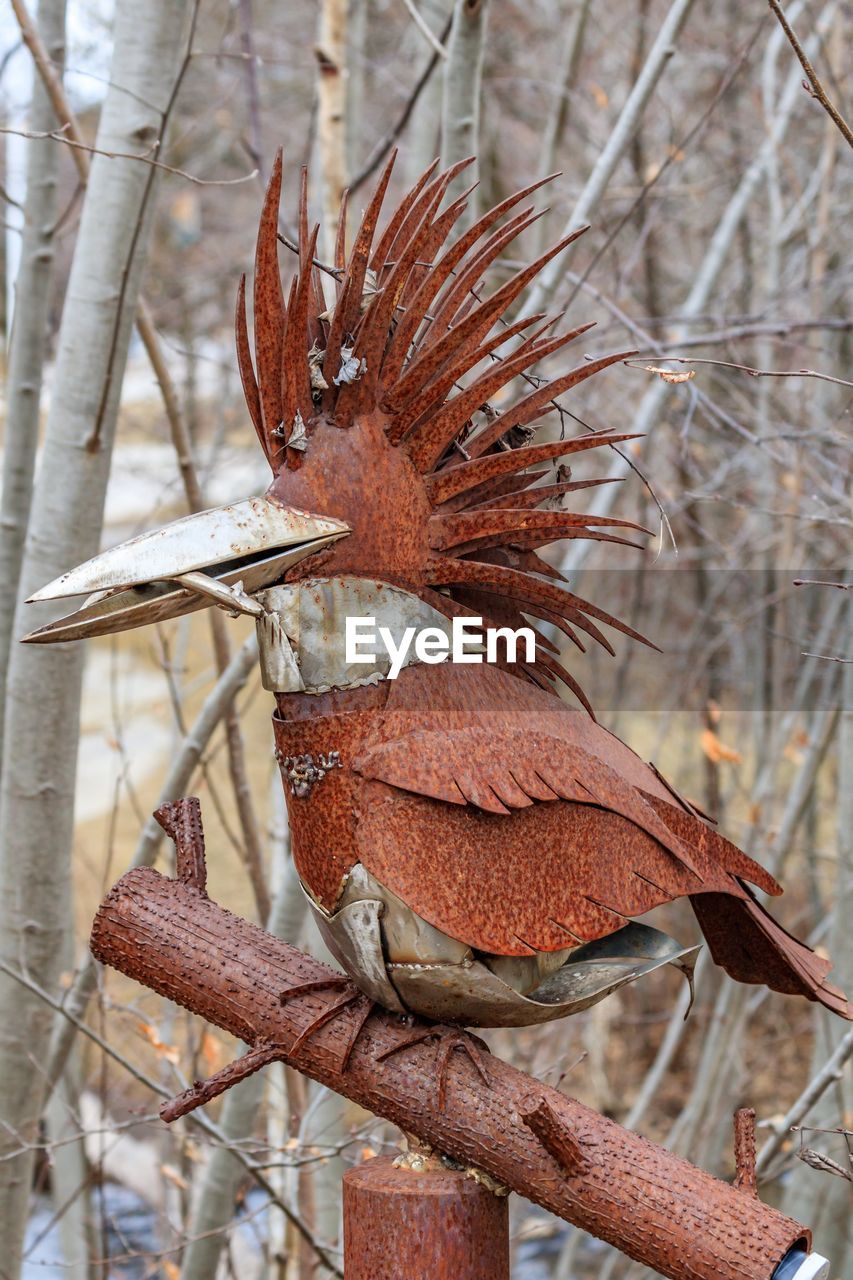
[{"left": 343, "top": 1155, "right": 509, "bottom": 1280}]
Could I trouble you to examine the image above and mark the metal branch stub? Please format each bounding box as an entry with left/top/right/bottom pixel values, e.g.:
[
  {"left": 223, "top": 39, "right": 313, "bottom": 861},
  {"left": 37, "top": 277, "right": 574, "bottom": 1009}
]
[
  {"left": 520, "top": 1096, "right": 591, "bottom": 1176},
  {"left": 276, "top": 749, "right": 341, "bottom": 798},
  {"left": 154, "top": 797, "right": 207, "bottom": 894},
  {"left": 734, "top": 1107, "right": 758, "bottom": 1196},
  {"left": 160, "top": 1039, "right": 284, "bottom": 1122}
]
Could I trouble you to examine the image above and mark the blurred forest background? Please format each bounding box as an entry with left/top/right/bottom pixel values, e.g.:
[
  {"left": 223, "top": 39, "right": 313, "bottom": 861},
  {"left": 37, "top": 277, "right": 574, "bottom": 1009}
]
[{"left": 0, "top": 0, "right": 850, "bottom": 1277}]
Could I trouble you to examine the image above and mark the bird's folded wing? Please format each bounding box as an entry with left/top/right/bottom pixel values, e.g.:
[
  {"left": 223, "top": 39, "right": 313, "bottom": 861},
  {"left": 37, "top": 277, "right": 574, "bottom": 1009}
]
[{"left": 351, "top": 726, "right": 780, "bottom": 956}]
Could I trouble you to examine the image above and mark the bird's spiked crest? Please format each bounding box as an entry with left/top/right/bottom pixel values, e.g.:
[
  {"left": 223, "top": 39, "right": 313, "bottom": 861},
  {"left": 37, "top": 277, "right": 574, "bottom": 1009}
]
[
  {"left": 27, "top": 150, "right": 652, "bottom": 713},
  {"left": 240, "top": 150, "right": 651, "bottom": 713}
]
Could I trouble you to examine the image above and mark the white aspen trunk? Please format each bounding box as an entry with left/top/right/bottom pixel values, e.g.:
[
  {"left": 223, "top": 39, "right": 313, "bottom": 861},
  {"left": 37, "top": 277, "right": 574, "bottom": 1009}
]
[
  {"left": 181, "top": 830, "right": 310, "bottom": 1280},
  {"left": 346, "top": 0, "right": 366, "bottom": 173},
  {"left": 532, "top": 0, "right": 591, "bottom": 254},
  {"left": 441, "top": 0, "right": 490, "bottom": 223},
  {"left": 317, "top": 0, "right": 348, "bottom": 261},
  {"left": 520, "top": 0, "right": 698, "bottom": 318},
  {"left": 46, "top": 888, "right": 93, "bottom": 1279},
  {"left": 297, "top": 1082, "right": 345, "bottom": 1266},
  {"left": 782, "top": 593, "right": 853, "bottom": 1268},
  {"left": 557, "top": 3, "right": 833, "bottom": 575},
  {"left": 405, "top": 0, "right": 453, "bottom": 186},
  {"left": 0, "top": 3, "right": 191, "bottom": 1273},
  {"left": 45, "top": 1055, "right": 94, "bottom": 1280},
  {"left": 0, "top": 0, "right": 66, "bottom": 756}
]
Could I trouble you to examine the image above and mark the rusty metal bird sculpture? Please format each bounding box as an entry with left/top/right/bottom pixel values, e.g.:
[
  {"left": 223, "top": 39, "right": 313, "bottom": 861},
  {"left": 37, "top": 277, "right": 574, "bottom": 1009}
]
[{"left": 25, "top": 152, "right": 850, "bottom": 1098}]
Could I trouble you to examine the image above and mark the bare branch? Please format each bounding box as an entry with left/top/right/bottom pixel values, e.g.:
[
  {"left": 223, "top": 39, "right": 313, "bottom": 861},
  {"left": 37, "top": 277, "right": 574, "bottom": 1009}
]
[
  {"left": 756, "top": 1027, "right": 853, "bottom": 1178},
  {"left": 0, "top": 957, "right": 343, "bottom": 1277},
  {"left": 766, "top": 0, "right": 853, "bottom": 146},
  {"left": 0, "top": 123, "right": 258, "bottom": 185},
  {"left": 399, "top": 0, "right": 448, "bottom": 58},
  {"left": 626, "top": 355, "right": 853, "bottom": 389}
]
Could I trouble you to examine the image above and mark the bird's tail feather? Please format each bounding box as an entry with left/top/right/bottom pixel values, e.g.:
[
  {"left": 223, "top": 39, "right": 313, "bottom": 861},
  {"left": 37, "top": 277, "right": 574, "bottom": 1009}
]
[{"left": 691, "top": 888, "right": 851, "bottom": 1019}]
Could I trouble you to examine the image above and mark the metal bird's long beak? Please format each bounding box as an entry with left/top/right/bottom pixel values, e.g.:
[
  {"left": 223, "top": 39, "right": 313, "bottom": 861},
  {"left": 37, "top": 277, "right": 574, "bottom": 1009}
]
[{"left": 22, "top": 495, "right": 349, "bottom": 644}]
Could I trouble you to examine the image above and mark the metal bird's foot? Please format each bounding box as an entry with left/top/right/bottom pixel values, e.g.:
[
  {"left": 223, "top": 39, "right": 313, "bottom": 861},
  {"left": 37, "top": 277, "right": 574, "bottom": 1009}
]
[
  {"left": 279, "top": 975, "right": 374, "bottom": 1071},
  {"left": 377, "top": 1025, "right": 492, "bottom": 1110}
]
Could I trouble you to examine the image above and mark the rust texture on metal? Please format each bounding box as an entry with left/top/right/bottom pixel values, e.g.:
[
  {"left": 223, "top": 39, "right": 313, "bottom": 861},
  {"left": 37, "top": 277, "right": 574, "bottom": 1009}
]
[
  {"left": 342, "top": 1155, "right": 510, "bottom": 1280},
  {"left": 734, "top": 1107, "right": 759, "bottom": 1197},
  {"left": 90, "top": 849, "right": 811, "bottom": 1280},
  {"left": 154, "top": 797, "right": 207, "bottom": 893},
  {"left": 264, "top": 646, "right": 849, "bottom": 1024}
]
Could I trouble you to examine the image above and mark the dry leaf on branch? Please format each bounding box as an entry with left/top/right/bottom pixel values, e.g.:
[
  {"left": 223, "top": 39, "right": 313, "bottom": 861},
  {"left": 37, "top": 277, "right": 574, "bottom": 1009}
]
[
  {"left": 137, "top": 1021, "right": 181, "bottom": 1065},
  {"left": 200, "top": 1031, "right": 223, "bottom": 1072},
  {"left": 645, "top": 365, "right": 696, "bottom": 384},
  {"left": 700, "top": 729, "right": 743, "bottom": 765}
]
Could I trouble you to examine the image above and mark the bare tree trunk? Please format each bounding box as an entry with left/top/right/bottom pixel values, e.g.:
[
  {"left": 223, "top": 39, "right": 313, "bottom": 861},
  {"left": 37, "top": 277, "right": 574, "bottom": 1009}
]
[
  {"left": 316, "top": 0, "right": 348, "bottom": 260},
  {"left": 521, "top": 0, "right": 697, "bottom": 317},
  {"left": 533, "top": 0, "right": 591, "bottom": 253},
  {"left": 782, "top": 590, "right": 853, "bottom": 1267},
  {"left": 441, "top": 0, "right": 490, "bottom": 223},
  {"left": 238, "top": 0, "right": 264, "bottom": 170},
  {"left": 0, "top": 0, "right": 66, "bottom": 759},
  {"left": 404, "top": 0, "right": 451, "bottom": 185},
  {"left": 180, "top": 835, "right": 310, "bottom": 1280},
  {"left": 45, "top": 887, "right": 93, "bottom": 1279},
  {"left": 0, "top": 2, "right": 191, "bottom": 1272},
  {"left": 346, "top": 0, "right": 367, "bottom": 173},
  {"left": 45, "top": 1054, "right": 94, "bottom": 1280}
]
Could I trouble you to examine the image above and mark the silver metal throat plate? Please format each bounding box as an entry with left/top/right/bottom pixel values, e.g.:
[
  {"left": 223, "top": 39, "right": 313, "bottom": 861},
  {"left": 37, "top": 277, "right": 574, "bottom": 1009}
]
[{"left": 254, "top": 576, "right": 458, "bottom": 694}]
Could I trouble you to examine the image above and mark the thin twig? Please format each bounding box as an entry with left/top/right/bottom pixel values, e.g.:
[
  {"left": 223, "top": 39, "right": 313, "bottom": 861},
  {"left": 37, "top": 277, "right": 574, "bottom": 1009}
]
[
  {"left": 0, "top": 180, "right": 24, "bottom": 210},
  {"left": 0, "top": 958, "right": 343, "bottom": 1278},
  {"left": 766, "top": 0, "right": 853, "bottom": 146},
  {"left": 0, "top": 123, "right": 258, "bottom": 185},
  {"left": 566, "top": 16, "right": 767, "bottom": 309},
  {"left": 634, "top": 318, "right": 853, "bottom": 349},
  {"left": 45, "top": 636, "right": 259, "bottom": 1098},
  {"left": 399, "top": 0, "right": 448, "bottom": 58},
  {"left": 755, "top": 1027, "right": 853, "bottom": 1178},
  {"left": 277, "top": 231, "right": 342, "bottom": 280},
  {"left": 626, "top": 354, "right": 853, "bottom": 389}
]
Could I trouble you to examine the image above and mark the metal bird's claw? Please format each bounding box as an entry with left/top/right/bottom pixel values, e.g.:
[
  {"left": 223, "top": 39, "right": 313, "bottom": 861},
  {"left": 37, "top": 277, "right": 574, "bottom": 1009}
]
[
  {"left": 377, "top": 1025, "right": 493, "bottom": 1110},
  {"left": 279, "top": 975, "right": 375, "bottom": 1071}
]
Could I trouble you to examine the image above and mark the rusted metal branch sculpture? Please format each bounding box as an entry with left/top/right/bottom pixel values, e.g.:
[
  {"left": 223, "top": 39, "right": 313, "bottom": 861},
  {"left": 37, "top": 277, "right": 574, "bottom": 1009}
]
[{"left": 90, "top": 806, "right": 811, "bottom": 1280}]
